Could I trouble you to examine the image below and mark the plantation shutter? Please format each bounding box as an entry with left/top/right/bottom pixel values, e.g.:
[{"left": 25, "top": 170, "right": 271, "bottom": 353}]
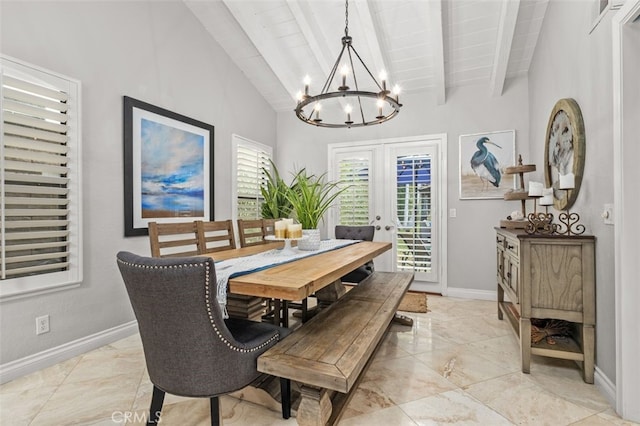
[
  {"left": 235, "top": 138, "right": 271, "bottom": 220},
  {"left": 396, "top": 155, "right": 432, "bottom": 273},
  {"left": 2, "top": 75, "right": 71, "bottom": 279},
  {"left": 1, "top": 57, "right": 82, "bottom": 294},
  {"left": 337, "top": 157, "right": 370, "bottom": 225}
]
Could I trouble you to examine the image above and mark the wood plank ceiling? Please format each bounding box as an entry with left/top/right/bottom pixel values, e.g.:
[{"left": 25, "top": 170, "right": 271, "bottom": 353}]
[{"left": 184, "top": 0, "right": 549, "bottom": 112}]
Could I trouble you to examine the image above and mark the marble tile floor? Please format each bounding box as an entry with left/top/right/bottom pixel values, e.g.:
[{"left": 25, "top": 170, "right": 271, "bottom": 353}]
[{"left": 1, "top": 296, "right": 636, "bottom": 426}]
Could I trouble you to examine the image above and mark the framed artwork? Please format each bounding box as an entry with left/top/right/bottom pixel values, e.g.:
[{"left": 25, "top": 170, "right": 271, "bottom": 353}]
[
  {"left": 544, "top": 98, "right": 585, "bottom": 211},
  {"left": 123, "top": 96, "right": 214, "bottom": 236},
  {"left": 459, "top": 130, "right": 516, "bottom": 199}
]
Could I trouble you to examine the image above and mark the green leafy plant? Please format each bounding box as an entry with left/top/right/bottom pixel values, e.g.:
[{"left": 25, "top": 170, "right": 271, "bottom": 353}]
[
  {"left": 286, "top": 169, "right": 348, "bottom": 229},
  {"left": 260, "top": 159, "right": 294, "bottom": 220}
]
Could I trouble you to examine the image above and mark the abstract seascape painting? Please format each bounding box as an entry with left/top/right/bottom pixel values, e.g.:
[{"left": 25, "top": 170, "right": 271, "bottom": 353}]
[{"left": 124, "top": 96, "right": 214, "bottom": 236}]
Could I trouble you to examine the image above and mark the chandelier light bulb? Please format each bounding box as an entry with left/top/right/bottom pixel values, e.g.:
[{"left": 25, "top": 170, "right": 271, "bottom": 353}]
[
  {"left": 339, "top": 64, "right": 350, "bottom": 90},
  {"left": 379, "top": 70, "right": 388, "bottom": 92},
  {"left": 313, "top": 102, "right": 322, "bottom": 123},
  {"left": 303, "top": 75, "right": 311, "bottom": 96},
  {"left": 344, "top": 104, "right": 353, "bottom": 125},
  {"left": 376, "top": 98, "right": 385, "bottom": 119},
  {"left": 393, "top": 84, "right": 401, "bottom": 102},
  {"left": 296, "top": 91, "right": 303, "bottom": 103}
]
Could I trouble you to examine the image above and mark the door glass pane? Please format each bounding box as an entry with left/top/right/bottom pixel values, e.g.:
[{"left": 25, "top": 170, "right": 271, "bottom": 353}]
[
  {"left": 337, "top": 157, "right": 370, "bottom": 225},
  {"left": 395, "top": 155, "right": 432, "bottom": 273}
]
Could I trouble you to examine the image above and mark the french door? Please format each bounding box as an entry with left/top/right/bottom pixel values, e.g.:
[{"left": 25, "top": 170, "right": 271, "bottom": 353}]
[{"left": 328, "top": 135, "right": 446, "bottom": 294}]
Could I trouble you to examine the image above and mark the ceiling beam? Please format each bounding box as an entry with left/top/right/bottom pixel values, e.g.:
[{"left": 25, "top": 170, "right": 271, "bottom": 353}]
[
  {"left": 286, "top": 0, "right": 334, "bottom": 73},
  {"left": 489, "top": 0, "right": 520, "bottom": 97},
  {"left": 352, "top": 0, "right": 389, "bottom": 78},
  {"left": 428, "top": 0, "right": 446, "bottom": 105},
  {"left": 286, "top": 0, "right": 349, "bottom": 111},
  {"left": 221, "top": 0, "right": 301, "bottom": 102}
]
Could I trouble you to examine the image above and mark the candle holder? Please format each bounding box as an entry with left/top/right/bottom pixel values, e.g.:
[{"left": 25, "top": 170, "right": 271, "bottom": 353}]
[
  {"left": 501, "top": 155, "right": 537, "bottom": 229},
  {"left": 525, "top": 208, "right": 557, "bottom": 235},
  {"left": 554, "top": 210, "right": 585, "bottom": 236}
]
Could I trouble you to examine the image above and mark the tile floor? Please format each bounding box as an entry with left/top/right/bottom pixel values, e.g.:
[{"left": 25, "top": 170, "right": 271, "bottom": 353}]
[{"left": 1, "top": 296, "right": 636, "bottom": 425}]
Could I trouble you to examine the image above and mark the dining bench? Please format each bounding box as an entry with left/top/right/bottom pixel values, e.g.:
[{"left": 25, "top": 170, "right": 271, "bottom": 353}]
[{"left": 257, "top": 271, "right": 414, "bottom": 426}]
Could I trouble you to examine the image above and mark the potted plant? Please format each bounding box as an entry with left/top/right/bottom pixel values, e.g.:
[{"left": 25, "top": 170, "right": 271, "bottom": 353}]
[
  {"left": 260, "top": 160, "right": 294, "bottom": 220},
  {"left": 286, "top": 168, "right": 347, "bottom": 250}
]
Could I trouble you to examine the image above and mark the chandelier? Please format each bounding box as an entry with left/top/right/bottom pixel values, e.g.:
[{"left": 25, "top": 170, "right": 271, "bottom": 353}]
[{"left": 294, "top": 0, "right": 402, "bottom": 128}]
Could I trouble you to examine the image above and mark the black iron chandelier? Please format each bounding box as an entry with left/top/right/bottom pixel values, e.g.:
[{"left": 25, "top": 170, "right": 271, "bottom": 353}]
[{"left": 294, "top": 0, "right": 402, "bottom": 128}]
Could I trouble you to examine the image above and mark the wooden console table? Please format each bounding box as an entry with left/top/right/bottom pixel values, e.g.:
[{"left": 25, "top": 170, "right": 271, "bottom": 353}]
[{"left": 495, "top": 228, "right": 596, "bottom": 383}]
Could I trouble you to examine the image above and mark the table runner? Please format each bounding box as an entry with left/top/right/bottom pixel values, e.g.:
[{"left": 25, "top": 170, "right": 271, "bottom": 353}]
[{"left": 214, "top": 239, "right": 360, "bottom": 318}]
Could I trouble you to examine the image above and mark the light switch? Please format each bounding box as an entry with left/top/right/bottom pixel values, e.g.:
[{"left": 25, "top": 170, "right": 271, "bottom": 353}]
[
  {"left": 602, "top": 204, "right": 614, "bottom": 225},
  {"left": 449, "top": 208, "right": 457, "bottom": 218}
]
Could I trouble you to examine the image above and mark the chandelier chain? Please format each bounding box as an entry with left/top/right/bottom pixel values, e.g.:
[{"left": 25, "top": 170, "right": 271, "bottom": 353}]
[{"left": 344, "top": 0, "right": 349, "bottom": 37}]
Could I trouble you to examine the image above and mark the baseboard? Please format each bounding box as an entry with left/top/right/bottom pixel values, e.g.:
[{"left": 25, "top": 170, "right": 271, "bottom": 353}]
[
  {"left": 0, "top": 320, "right": 138, "bottom": 385},
  {"left": 594, "top": 366, "right": 617, "bottom": 409},
  {"left": 445, "top": 287, "right": 497, "bottom": 301}
]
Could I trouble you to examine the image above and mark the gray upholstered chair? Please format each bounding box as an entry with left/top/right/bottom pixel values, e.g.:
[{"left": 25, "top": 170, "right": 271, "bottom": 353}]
[
  {"left": 116, "top": 251, "right": 291, "bottom": 425},
  {"left": 335, "top": 225, "right": 375, "bottom": 284}
]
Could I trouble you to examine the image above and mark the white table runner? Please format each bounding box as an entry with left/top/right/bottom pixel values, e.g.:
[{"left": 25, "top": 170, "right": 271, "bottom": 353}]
[{"left": 215, "top": 239, "right": 360, "bottom": 318}]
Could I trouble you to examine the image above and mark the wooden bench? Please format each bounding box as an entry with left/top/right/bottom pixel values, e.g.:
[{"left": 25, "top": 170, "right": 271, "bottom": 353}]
[{"left": 257, "top": 271, "right": 414, "bottom": 426}]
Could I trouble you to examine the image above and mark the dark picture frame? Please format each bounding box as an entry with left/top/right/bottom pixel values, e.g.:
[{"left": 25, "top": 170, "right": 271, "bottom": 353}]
[{"left": 123, "top": 96, "right": 214, "bottom": 236}]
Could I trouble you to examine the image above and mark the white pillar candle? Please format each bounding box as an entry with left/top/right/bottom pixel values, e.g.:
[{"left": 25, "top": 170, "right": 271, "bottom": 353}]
[
  {"left": 559, "top": 172, "right": 575, "bottom": 190},
  {"left": 528, "top": 181, "right": 543, "bottom": 196},
  {"left": 287, "top": 223, "right": 302, "bottom": 239},
  {"left": 539, "top": 188, "right": 554, "bottom": 206},
  {"left": 274, "top": 220, "right": 287, "bottom": 238}
]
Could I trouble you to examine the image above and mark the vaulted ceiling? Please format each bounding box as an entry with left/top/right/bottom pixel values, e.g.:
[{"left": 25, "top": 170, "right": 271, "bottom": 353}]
[{"left": 185, "top": 0, "right": 549, "bottom": 113}]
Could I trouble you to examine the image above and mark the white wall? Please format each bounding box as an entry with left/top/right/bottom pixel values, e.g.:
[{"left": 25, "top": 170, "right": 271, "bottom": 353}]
[
  {"left": 0, "top": 1, "right": 276, "bottom": 364},
  {"left": 527, "top": 1, "right": 616, "bottom": 384},
  {"left": 277, "top": 78, "right": 530, "bottom": 293}
]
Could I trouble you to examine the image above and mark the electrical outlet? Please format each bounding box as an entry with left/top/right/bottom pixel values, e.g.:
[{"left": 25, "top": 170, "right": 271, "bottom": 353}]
[{"left": 36, "top": 315, "right": 50, "bottom": 335}]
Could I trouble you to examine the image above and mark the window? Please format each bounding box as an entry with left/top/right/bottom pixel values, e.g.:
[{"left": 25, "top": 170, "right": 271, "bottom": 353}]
[
  {"left": 232, "top": 135, "right": 272, "bottom": 220},
  {"left": 1, "top": 56, "right": 82, "bottom": 300}
]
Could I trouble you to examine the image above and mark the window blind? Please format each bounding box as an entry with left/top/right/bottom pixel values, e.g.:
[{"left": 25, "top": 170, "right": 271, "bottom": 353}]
[
  {"left": 337, "top": 157, "right": 370, "bottom": 225},
  {"left": 1, "top": 59, "right": 81, "bottom": 290},
  {"left": 235, "top": 139, "right": 271, "bottom": 220},
  {"left": 395, "top": 155, "right": 432, "bottom": 272}
]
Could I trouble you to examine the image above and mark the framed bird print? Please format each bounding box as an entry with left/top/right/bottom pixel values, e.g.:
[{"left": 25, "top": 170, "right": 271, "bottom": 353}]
[{"left": 459, "top": 130, "right": 516, "bottom": 199}]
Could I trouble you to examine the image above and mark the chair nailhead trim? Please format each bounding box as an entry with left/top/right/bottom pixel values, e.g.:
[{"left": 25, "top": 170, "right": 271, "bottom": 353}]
[{"left": 117, "top": 258, "right": 279, "bottom": 353}]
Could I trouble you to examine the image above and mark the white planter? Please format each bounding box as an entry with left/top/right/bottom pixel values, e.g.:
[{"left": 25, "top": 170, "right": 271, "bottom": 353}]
[{"left": 297, "top": 228, "right": 321, "bottom": 251}]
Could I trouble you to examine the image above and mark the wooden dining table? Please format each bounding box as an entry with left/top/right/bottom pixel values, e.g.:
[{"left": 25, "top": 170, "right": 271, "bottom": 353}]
[{"left": 206, "top": 240, "right": 391, "bottom": 302}]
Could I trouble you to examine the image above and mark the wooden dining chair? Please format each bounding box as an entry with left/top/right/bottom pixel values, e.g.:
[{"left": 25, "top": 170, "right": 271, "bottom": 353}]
[
  {"left": 196, "top": 220, "right": 237, "bottom": 254},
  {"left": 148, "top": 221, "right": 199, "bottom": 258},
  {"left": 236, "top": 219, "right": 269, "bottom": 248}
]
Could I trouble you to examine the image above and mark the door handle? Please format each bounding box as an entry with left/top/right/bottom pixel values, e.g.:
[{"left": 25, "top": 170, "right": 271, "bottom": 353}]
[
  {"left": 375, "top": 225, "right": 381, "bottom": 230},
  {"left": 385, "top": 225, "right": 394, "bottom": 231}
]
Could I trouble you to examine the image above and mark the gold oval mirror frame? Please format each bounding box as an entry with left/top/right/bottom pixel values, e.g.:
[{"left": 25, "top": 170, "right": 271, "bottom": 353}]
[{"left": 544, "top": 98, "right": 585, "bottom": 211}]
